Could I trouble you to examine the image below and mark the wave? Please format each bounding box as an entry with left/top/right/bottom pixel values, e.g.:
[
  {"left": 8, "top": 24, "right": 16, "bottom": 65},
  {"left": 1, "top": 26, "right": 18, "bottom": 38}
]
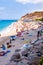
[{"left": 0, "top": 20, "right": 18, "bottom": 31}]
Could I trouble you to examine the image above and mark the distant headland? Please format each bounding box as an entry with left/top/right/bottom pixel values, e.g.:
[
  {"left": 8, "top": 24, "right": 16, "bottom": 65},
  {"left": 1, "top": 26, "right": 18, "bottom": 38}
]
[{"left": 21, "top": 11, "right": 43, "bottom": 21}]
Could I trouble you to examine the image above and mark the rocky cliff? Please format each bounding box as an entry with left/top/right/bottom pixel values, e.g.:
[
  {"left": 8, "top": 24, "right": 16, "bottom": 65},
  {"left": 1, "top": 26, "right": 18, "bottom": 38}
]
[
  {"left": 0, "top": 11, "right": 43, "bottom": 37},
  {"left": 21, "top": 11, "right": 43, "bottom": 21}
]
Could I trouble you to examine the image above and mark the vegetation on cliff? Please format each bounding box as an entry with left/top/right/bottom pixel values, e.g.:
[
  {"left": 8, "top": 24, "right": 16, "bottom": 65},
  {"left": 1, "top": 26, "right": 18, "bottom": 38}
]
[
  {"left": 35, "top": 18, "right": 43, "bottom": 21},
  {"left": 21, "top": 11, "right": 43, "bottom": 21}
]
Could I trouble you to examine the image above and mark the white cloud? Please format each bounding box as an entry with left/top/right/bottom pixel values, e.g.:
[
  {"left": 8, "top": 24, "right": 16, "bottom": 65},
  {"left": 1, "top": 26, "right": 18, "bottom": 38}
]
[
  {"left": 0, "top": 7, "right": 5, "bottom": 10},
  {"left": 30, "top": 9, "right": 43, "bottom": 13},
  {"left": 16, "top": 0, "right": 43, "bottom": 4}
]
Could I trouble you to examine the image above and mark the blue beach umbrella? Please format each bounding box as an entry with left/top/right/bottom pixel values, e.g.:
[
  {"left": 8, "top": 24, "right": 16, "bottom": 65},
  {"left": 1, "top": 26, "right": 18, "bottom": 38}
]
[
  {"left": 10, "top": 35, "right": 17, "bottom": 39},
  {"left": 2, "top": 44, "right": 6, "bottom": 50}
]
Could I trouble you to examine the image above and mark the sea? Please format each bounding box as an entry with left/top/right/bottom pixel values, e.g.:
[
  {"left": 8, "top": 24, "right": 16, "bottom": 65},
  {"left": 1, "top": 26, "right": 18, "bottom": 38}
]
[{"left": 0, "top": 20, "right": 18, "bottom": 31}]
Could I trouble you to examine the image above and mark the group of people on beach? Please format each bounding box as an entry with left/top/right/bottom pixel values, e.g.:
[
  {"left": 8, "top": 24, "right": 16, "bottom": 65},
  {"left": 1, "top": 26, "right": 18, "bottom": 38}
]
[{"left": 1, "top": 29, "right": 43, "bottom": 51}]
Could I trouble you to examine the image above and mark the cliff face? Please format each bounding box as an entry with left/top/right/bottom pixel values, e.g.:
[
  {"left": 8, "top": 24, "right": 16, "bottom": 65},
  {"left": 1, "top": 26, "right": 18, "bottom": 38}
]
[{"left": 21, "top": 11, "right": 43, "bottom": 21}]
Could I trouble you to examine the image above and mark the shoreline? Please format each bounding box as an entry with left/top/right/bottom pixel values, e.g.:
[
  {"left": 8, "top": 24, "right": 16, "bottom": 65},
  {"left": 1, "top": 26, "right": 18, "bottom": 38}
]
[
  {"left": 0, "top": 22, "right": 17, "bottom": 37},
  {"left": 0, "top": 20, "right": 42, "bottom": 37},
  {"left": 0, "top": 20, "right": 43, "bottom": 65}
]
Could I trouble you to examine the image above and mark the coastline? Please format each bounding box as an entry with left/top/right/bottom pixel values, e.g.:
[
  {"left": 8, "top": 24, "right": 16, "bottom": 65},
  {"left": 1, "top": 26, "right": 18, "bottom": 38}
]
[
  {"left": 0, "top": 20, "right": 18, "bottom": 36},
  {"left": 0, "top": 20, "right": 43, "bottom": 65},
  {"left": 0, "top": 20, "right": 43, "bottom": 44},
  {"left": 0, "top": 20, "right": 42, "bottom": 37},
  {"left": 0, "top": 0, "right": 43, "bottom": 64},
  {"left": 0, "top": 22, "right": 17, "bottom": 37}
]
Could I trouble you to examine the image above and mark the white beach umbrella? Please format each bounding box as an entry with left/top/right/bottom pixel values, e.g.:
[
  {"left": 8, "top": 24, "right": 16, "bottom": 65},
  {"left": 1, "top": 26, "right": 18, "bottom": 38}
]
[{"left": 21, "top": 44, "right": 33, "bottom": 50}]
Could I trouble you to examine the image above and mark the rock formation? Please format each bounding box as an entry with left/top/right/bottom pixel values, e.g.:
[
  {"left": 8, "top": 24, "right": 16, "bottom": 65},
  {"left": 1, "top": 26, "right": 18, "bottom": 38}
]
[{"left": 21, "top": 11, "right": 43, "bottom": 21}]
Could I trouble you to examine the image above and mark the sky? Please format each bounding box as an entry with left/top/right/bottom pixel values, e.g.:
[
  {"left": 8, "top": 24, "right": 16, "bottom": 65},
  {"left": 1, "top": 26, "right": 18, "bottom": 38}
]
[{"left": 0, "top": 0, "right": 43, "bottom": 19}]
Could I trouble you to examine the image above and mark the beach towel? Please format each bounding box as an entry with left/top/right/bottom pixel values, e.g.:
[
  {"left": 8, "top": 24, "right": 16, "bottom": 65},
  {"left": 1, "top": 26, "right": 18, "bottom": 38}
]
[{"left": 0, "top": 50, "right": 11, "bottom": 56}]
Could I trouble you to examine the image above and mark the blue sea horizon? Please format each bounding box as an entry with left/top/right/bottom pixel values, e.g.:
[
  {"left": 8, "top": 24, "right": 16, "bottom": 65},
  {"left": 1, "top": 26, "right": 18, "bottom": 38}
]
[{"left": 0, "top": 20, "right": 18, "bottom": 31}]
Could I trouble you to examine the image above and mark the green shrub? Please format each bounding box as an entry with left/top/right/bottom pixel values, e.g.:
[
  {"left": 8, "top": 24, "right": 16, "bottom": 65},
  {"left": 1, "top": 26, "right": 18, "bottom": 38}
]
[
  {"left": 35, "top": 18, "right": 43, "bottom": 21},
  {"left": 40, "top": 18, "right": 43, "bottom": 21}
]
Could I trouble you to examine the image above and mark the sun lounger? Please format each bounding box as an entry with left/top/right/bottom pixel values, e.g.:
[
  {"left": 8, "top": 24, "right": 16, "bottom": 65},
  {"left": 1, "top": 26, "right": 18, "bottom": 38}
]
[
  {"left": 0, "top": 51, "right": 6, "bottom": 56},
  {"left": 0, "top": 50, "right": 11, "bottom": 56}
]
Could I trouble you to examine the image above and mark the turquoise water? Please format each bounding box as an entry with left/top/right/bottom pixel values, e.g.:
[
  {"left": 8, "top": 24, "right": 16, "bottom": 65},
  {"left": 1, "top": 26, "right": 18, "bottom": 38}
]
[{"left": 0, "top": 20, "right": 18, "bottom": 31}]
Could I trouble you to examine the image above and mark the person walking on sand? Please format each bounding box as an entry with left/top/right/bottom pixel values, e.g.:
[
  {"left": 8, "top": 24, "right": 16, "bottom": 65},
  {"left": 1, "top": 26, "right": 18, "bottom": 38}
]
[
  {"left": 37, "top": 30, "right": 42, "bottom": 40},
  {"left": 37, "top": 31, "right": 40, "bottom": 40}
]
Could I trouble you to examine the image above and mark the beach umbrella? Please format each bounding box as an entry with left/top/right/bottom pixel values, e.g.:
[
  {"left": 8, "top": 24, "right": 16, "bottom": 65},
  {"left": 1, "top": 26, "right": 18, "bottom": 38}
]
[
  {"left": 10, "top": 36, "right": 15, "bottom": 38},
  {"left": 10, "top": 35, "right": 17, "bottom": 39},
  {"left": 21, "top": 44, "right": 33, "bottom": 50},
  {"left": 2, "top": 44, "right": 6, "bottom": 50}
]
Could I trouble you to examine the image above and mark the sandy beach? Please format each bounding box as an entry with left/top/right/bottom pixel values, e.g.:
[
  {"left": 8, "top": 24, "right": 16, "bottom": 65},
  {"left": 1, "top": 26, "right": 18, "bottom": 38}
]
[
  {"left": 0, "top": 21, "right": 43, "bottom": 65},
  {"left": 0, "top": 0, "right": 43, "bottom": 64}
]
